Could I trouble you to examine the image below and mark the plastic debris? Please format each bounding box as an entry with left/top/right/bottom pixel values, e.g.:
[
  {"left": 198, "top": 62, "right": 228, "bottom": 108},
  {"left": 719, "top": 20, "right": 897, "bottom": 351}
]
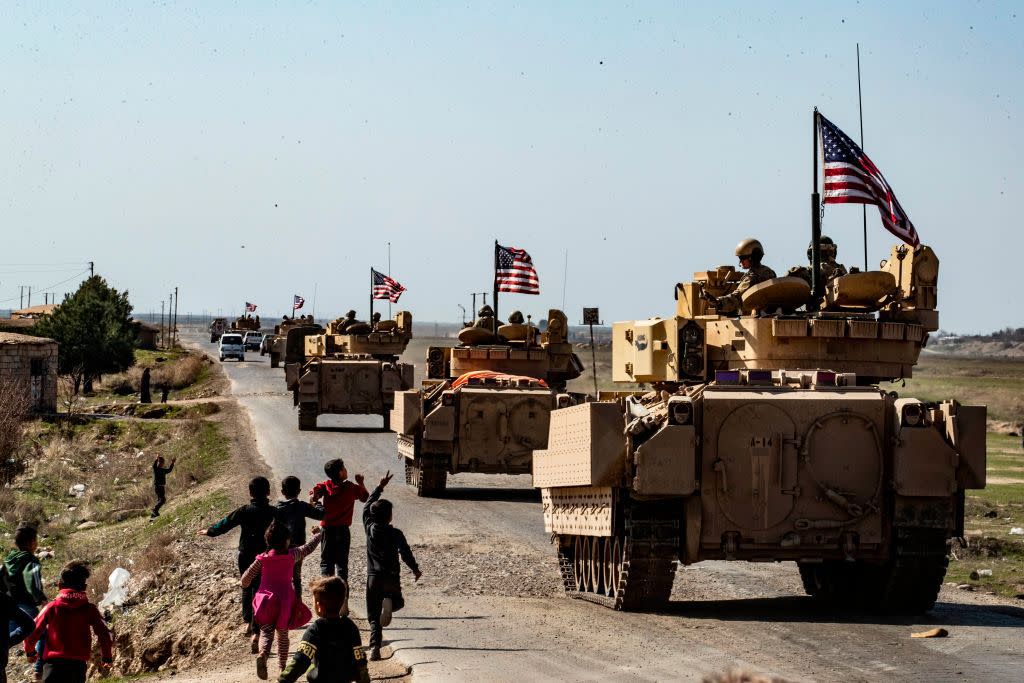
[
  {"left": 911, "top": 627, "right": 948, "bottom": 639},
  {"left": 99, "top": 568, "right": 132, "bottom": 610},
  {"left": 69, "top": 484, "right": 86, "bottom": 497},
  {"left": 1009, "top": 527, "right": 1024, "bottom": 536},
  {"left": 970, "top": 569, "right": 993, "bottom": 580}
]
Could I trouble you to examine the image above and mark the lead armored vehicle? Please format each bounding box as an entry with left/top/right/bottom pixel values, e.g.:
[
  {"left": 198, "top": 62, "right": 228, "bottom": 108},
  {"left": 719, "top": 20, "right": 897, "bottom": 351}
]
[
  {"left": 294, "top": 312, "right": 414, "bottom": 431},
  {"left": 534, "top": 244, "right": 986, "bottom": 613},
  {"left": 393, "top": 309, "right": 584, "bottom": 496},
  {"left": 230, "top": 315, "right": 260, "bottom": 333}
]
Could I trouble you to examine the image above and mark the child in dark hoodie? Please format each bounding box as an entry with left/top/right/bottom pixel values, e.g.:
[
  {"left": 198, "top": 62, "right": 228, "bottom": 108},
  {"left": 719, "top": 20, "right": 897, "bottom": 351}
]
[
  {"left": 198, "top": 477, "right": 279, "bottom": 639},
  {"left": 25, "top": 561, "right": 113, "bottom": 683},
  {"left": 362, "top": 471, "right": 421, "bottom": 662},
  {"left": 5, "top": 524, "right": 47, "bottom": 676},
  {"left": 276, "top": 476, "right": 324, "bottom": 598},
  {"left": 0, "top": 588, "right": 35, "bottom": 683}
]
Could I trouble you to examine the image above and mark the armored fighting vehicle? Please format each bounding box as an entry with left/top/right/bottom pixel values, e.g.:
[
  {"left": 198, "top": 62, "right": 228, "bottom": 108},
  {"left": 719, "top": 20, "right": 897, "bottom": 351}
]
[
  {"left": 392, "top": 309, "right": 584, "bottom": 496},
  {"left": 230, "top": 315, "right": 260, "bottom": 332},
  {"left": 533, "top": 244, "right": 986, "bottom": 613},
  {"left": 294, "top": 312, "right": 414, "bottom": 431},
  {"left": 209, "top": 317, "right": 227, "bottom": 343},
  {"left": 267, "top": 316, "right": 314, "bottom": 368}
]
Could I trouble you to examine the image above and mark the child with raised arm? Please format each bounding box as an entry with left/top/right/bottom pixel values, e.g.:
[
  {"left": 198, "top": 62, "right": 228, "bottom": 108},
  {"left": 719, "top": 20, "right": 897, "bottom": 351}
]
[
  {"left": 362, "top": 470, "right": 421, "bottom": 661},
  {"left": 278, "top": 577, "right": 369, "bottom": 683},
  {"left": 242, "top": 520, "right": 321, "bottom": 680},
  {"left": 276, "top": 476, "right": 325, "bottom": 597},
  {"left": 309, "top": 459, "right": 368, "bottom": 581},
  {"left": 25, "top": 561, "right": 113, "bottom": 683}
]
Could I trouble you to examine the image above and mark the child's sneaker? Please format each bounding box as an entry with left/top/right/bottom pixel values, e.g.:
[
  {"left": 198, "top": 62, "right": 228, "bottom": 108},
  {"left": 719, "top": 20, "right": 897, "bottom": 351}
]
[
  {"left": 255, "top": 653, "right": 268, "bottom": 680},
  {"left": 380, "top": 597, "right": 393, "bottom": 627},
  {"left": 368, "top": 646, "right": 381, "bottom": 661},
  {"left": 250, "top": 632, "right": 259, "bottom": 654}
]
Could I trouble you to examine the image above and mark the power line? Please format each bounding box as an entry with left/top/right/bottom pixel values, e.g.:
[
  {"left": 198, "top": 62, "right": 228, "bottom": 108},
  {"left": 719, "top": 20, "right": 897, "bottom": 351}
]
[{"left": 0, "top": 269, "right": 90, "bottom": 304}]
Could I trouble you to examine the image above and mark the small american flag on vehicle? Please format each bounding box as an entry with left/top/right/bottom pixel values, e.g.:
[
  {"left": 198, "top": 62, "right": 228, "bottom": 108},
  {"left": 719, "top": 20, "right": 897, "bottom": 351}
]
[
  {"left": 372, "top": 269, "right": 406, "bottom": 303},
  {"left": 292, "top": 295, "right": 304, "bottom": 310},
  {"left": 245, "top": 302, "right": 257, "bottom": 313},
  {"left": 819, "top": 112, "right": 919, "bottom": 247},
  {"left": 495, "top": 243, "right": 540, "bottom": 295}
]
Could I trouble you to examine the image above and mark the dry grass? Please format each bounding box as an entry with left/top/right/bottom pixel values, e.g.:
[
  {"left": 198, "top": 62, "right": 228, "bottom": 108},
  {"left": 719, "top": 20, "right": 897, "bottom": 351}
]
[{"left": 0, "top": 378, "right": 30, "bottom": 482}]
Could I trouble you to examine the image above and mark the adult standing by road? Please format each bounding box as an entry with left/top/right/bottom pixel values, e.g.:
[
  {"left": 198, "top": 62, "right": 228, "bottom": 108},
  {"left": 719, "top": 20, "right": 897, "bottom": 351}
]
[
  {"left": 150, "top": 456, "right": 175, "bottom": 519},
  {"left": 140, "top": 368, "right": 152, "bottom": 404}
]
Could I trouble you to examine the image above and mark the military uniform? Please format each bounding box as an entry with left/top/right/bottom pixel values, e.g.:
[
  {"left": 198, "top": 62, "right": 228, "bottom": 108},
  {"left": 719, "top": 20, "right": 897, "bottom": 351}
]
[{"left": 715, "top": 264, "right": 776, "bottom": 314}]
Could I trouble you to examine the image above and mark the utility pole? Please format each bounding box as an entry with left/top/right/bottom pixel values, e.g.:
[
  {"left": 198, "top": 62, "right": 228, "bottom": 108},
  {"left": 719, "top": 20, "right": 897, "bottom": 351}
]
[
  {"left": 160, "top": 301, "right": 165, "bottom": 348},
  {"left": 89, "top": 261, "right": 94, "bottom": 277},
  {"left": 19, "top": 286, "right": 24, "bottom": 310},
  {"left": 172, "top": 286, "right": 179, "bottom": 347},
  {"left": 27, "top": 287, "right": 31, "bottom": 308}
]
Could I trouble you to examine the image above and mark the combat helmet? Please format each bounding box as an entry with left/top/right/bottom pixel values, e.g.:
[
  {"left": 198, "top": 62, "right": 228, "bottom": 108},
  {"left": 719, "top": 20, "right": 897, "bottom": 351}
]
[
  {"left": 735, "top": 238, "right": 765, "bottom": 263},
  {"left": 807, "top": 235, "right": 838, "bottom": 261}
]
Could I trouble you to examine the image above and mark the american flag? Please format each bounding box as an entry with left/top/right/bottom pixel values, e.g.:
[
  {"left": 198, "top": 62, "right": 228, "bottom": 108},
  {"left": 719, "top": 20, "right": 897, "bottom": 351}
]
[
  {"left": 245, "top": 302, "right": 257, "bottom": 313},
  {"left": 372, "top": 269, "right": 406, "bottom": 303},
  {"left": 819, "top": 112, "right": 920, "bottom": 247},
  {"left": 495, "top": 243, "right": 540, "bottom": 295},
  {"left": 292, "top": 294, "right": 304, "bottom": 310}
]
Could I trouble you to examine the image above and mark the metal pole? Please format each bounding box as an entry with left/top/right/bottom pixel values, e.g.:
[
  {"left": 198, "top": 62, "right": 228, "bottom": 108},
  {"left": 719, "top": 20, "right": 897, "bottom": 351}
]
[
  {"left": 27, "top": 287, "right": 31, "bottom": 308},
  {"left": 492, "top": 241, "right": 499, "bottom": 333},
  {"left": 387, "top": 242, "right": 392, "bottom": 318},
  {"left": 369, "top": 268, "right": 374, "bottom": 322},
  {"left": 173, "top": 286, "right": 179, "bottom": 347},
  {"left": 857, "top": 43, "right": 868, "bottom": 271},
  {"left": 811, "top": 108, "right": 822, "bottom": 309},
  {"left": 160, "top": 301, "right": 165, "bottom": 348},
  {"left": 590, "top": 322, "right": 598, "bottom": 397}
]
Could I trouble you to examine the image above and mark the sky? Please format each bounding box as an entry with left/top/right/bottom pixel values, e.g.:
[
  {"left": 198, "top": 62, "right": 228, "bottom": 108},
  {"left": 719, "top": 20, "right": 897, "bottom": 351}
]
[{"left": 1, "top": 1, "right": 1020, "bottom": 333}]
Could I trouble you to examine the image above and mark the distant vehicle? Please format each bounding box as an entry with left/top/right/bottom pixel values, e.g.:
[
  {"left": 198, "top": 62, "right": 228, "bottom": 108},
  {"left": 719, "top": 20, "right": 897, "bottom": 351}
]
[
  {"left": 219, "top": 333, "right": 245, "bottom": 362},
  {"left": 260, "top": 334, "right": 273, "bottom": 355},
  {"left": 209, "top": 318, "right": 227, "bottom": 343},
  {"left": 243, "top": 331, "right": 263, "bottom": 352}
]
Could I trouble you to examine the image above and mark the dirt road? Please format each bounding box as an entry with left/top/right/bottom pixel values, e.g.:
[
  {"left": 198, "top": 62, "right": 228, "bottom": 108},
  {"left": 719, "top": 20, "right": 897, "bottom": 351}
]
[{"left": 182, "top": 330, "right": 1023, "bottom": 682}]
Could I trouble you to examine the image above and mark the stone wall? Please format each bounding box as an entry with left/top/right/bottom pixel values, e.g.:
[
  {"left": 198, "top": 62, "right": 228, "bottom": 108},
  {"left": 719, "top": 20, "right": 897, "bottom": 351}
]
[{"left": 0, "top": 333, "right": 58, "bottom": 413}]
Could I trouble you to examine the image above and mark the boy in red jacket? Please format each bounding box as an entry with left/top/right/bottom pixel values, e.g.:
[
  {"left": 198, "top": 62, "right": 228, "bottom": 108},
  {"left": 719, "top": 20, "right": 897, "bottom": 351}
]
[
  {"left": 25, "top": 561, "right": 113, "bottom": 683},
  {"left": 309, "top": 458, "right": 368, "bottom": 581}
]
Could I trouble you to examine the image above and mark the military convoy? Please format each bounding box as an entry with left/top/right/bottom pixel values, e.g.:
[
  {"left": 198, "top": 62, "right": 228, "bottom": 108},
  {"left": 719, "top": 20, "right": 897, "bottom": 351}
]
[
  {"left": 533, "top": 243, "right": 987, "bottom": 614},
  {"left": 392, "top": 309, "right": 584, "bottom": 496},
  {"left": 292, "top": 312, "right": 414, "bottom": 431},
  {"left": 267, "top": 316, "right": 316, "bottom": 369},
  {"left": 209, "top": 317, "right": 227, "bottom": 343}
]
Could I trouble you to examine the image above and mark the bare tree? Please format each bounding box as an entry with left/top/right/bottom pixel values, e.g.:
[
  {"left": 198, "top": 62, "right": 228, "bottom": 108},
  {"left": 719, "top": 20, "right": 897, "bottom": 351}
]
[{"left": 0, "top": 378, "right": 30, "bottom": 483}]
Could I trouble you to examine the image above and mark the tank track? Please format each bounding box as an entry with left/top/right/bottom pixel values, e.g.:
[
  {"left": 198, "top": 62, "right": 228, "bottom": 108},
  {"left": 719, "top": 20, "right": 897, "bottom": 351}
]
[
  {"left": 406, "top": 453, "right": 448, "bottom": 497},
  {"left": 798, "top": 526, "right": 948, "bottom": 614},
  {"left": 297, "top": 403, "right": 318, "bottom": 431},
  {"left": 557, "top": 502, "right": 678, "bottom": 611}
]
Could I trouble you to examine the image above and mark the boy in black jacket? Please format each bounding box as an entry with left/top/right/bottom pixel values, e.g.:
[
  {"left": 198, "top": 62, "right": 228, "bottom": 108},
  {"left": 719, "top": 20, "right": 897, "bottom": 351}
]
[
  {"left": 278, "top": 577, "right": 368, "bottom": 683},
  {"left": 276, "top": 476, "right": 325, "bottom": 596},
  {"left": 362, "top": 471, "right": 421, "bottom": 661},
  {"left": 198, "top": 477, "right": 279, "bottom": 645}
]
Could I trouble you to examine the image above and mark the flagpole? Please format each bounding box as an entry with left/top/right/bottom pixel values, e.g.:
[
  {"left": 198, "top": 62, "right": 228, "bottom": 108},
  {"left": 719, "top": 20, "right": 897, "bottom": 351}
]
[
  {"left": 811, "top": 108, "right": 822, "bottom": 310},
  {"left": 857, "top": 43, "right": 868, "bottom": 272},
  {"left": 492, "top": 241, "right": 499, "bottom": 333},
  {"left": 369, "top": 268, "right": 374, "bottom": 322},
  {"left": 311, "top": 282, "right": 317, "bottom": 321},
  {"left": 387, "top": 242, "right": 392, "bottom": 318}
]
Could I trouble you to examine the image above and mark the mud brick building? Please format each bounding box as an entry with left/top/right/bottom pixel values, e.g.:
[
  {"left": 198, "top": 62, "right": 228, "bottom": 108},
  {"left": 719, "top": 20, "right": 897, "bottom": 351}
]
[{"left": 0, "top": 332, "right": 58, "bottom": 413}]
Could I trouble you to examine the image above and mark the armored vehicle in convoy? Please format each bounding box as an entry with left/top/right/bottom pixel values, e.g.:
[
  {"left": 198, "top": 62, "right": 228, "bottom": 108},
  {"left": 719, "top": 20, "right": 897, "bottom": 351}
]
[
  {"left": 209, "top": 317, "right": 227, "bottom": 343},
  {"left": 230, "top": 315, "right": 260, "bottom": 333},
  {"left": 392, "top": 309, "right": 584, "bottom": 496},
  {"left": 533, "top": 243, "right": 986, "bottom": 614},
  {"left": 294, "top": 312, "right": 414, "bottom": 431},
  {"left": 267, "top": 316, "right": 313, "bottom": 368}
]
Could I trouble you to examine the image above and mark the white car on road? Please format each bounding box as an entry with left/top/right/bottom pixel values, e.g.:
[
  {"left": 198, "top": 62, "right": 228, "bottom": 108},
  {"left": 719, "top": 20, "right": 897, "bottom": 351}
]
[{"left": 219, "top": 333, "right": 245, "bottom": 362}]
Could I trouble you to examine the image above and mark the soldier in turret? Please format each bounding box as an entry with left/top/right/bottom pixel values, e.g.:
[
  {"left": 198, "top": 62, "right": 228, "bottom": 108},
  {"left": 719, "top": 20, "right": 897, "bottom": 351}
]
[
  {"left": 788, "top": 235, "right": 848, "bottom": 286},
  {"left": 371, "top": 312, "right": 382, "bottom": 330},
  {"left": 473, "top": 305, "right": 502, "bottom": 332},
  {"left": 708, "top": 238, "right": 776, "bottom": 314},
  {"left": 337, "top": 310, "right": 359, "bottom": 333}
]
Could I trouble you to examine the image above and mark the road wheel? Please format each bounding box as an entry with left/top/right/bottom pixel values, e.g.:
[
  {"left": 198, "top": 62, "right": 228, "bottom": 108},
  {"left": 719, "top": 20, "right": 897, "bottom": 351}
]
[
  {"left": 297, "top": 404, "right": 318, "bottom": 431},
  {"left": 864, "top": 527, "right": 949, "bottom": 614},
  {"left": 219, "top": 356, "right": 224, "bottom": 362},
  {"left": 381, "top": 410, "right": 391, "bottom": 432},
  {"left": 409, "top": 454, "right": 447, "bottom": 497}
]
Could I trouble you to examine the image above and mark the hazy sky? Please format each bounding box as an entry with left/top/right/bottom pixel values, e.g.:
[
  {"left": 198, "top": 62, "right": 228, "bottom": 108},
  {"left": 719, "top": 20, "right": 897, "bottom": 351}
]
[{"left": 1, "top": 1, "right": 1019, "bottom": 332}]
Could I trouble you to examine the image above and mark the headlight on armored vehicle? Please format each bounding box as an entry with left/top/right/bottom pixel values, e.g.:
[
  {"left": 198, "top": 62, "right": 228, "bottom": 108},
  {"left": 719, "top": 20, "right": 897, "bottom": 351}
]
[{"left": 901, "top": 402, "right": 926, "bottom": 427}]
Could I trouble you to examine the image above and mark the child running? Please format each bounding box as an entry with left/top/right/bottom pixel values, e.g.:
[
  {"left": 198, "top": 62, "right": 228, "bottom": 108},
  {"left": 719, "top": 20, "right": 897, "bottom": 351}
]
[
  {"left": 198, "top": 477, "right": 279, "bottom": 638},
  {"left": 309, "top": 459, "right": 368, "bottom": 581},
  {"left": 24, "top": 561, "right": 113, "bottom": 683},
  {"left": 276, "top": 476, "right": 325, "bottom": 597},
  {"left": 4, "top": 524, "right": 48, "bottom": 678},
  {"left": 241, "top": 520, "right": 322, "bottom": 680},
  {"left": 278, "top": 577, "right": 369, "bottom": 683},
  {"left": 362, "top": 470, "right": 421, "bottom": 661}
]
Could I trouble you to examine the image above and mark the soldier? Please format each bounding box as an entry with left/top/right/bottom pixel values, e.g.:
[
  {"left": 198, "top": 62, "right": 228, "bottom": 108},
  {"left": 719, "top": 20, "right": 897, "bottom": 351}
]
[
  {"left": 708, "top": 238, "right": 776, "bottom": 314},
  {"left": 473, "top": 305, "right": 502, "bottom": 332},
  {"left": 337, "top": 310, "right": 358, "bottom": 333},
  {"left": 507, "top": 311, "right": 525, "bottom": 324},
  {"left": 789, "top": 235, "right": 848, "bottom": 286},
  {"left": 371, "top": 312, "right": 382, "bottom": 330}
]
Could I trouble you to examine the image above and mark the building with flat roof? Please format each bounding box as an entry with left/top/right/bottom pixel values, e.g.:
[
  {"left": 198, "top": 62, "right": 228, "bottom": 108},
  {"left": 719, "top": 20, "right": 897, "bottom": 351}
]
[{"left": 0, "top": 332, "right": 58, "bottom": 413}]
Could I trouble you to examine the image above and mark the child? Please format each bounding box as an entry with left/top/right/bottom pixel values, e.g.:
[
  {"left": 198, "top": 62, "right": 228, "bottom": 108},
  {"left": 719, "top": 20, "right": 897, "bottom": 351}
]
[
  {"left": 241, "top": 521, "right": 321, "bottom": 680},
  {"left": 198, "top": 476, "right": 279, "bottom": 637},
  {"left": 309, "top": 459, "right": 368, "bottom": 581},
  {"left": 276, "top": 476, "right": 325, "bottom": 597},
  {"left": 4, "top": 524, "right": 47, "bottom": 676},
  {"left": 278, "top": 577, "right": 369, "bottom": 683},
  {"left": 25, "top": 561, "right": 113, "bottom": 683},
  {"left": 150, "top": 455, "right": 176, "bottom": 518},
  {"left": 362, "top": 470, "right": 421, "bottom": 661},
  {"left": 0, "top": 588, "right": 35, "bottom": 683}
]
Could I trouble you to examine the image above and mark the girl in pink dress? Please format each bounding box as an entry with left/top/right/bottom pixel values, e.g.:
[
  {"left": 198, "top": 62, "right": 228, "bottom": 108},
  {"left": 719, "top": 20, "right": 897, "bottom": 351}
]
[{"left": 241, "top": 520, "right": 321, "bottom": 679}]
